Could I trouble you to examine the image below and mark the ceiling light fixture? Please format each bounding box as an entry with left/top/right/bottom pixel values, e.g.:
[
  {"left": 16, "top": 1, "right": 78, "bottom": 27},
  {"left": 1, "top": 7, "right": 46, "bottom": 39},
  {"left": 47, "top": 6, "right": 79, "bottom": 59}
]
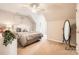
[{"left": 30, "top": 3, "right": 40, "bottom": 8}]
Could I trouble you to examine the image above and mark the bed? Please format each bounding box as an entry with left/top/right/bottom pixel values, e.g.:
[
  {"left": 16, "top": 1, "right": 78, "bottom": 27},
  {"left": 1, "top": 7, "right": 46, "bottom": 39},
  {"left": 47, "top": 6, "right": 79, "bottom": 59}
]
[{"left": 16, "top": 32, "right": 43, "bottom": 47}]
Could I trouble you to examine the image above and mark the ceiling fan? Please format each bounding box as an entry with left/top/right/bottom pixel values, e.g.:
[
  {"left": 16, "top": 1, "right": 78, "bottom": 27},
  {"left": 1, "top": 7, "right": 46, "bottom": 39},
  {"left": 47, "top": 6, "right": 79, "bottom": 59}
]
[{"left": 23, "top": 3, "right": 45, "bottom": 13}]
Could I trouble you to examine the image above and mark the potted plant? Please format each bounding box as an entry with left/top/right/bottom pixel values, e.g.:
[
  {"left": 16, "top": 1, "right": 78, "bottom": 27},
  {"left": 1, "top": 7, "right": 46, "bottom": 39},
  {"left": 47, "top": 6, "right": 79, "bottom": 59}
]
[{"left": 2, "top": 30, "right": 15, "bottom": 46}]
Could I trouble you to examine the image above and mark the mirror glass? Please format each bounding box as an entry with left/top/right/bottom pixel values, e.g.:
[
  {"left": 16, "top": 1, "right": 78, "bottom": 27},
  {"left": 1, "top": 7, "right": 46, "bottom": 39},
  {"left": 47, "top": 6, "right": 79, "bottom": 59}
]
[{"left": 64, "top": 20, "right": 70, "bottom": 40}]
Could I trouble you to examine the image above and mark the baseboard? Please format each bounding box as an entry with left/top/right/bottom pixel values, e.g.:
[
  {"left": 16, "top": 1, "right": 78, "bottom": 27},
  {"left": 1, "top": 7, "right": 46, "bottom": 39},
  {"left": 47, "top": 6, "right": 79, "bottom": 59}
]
[{"left": 48, "top": 38, "right": 62, "bottom": 43}]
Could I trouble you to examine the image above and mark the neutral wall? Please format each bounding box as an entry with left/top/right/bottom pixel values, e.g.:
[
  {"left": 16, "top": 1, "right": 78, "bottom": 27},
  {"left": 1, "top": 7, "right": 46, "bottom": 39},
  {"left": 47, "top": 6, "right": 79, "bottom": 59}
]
[
  {"left": 43, "top": 4, "right": 76, "bottom": 43},
  {"left": 0, "top": 10, "right": 36, "bottom": 32}
]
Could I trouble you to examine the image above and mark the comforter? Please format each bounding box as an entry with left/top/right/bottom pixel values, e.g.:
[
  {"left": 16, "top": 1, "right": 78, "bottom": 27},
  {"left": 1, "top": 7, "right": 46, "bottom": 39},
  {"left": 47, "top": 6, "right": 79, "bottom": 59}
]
[{"left": 16, "top": 32, "right": 43, "bottom": 47}]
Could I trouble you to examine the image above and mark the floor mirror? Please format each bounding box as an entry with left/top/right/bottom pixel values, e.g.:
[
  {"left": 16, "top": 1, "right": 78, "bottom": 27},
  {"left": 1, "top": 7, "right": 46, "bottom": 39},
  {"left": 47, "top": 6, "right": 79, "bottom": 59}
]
[{"left": 63, "top": 20, "right": 71, "bottom": 50}]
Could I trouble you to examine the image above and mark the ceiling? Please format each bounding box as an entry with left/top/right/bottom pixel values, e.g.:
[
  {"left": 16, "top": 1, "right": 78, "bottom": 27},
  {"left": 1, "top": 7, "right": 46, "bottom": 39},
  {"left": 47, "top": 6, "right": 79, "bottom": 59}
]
[{"left": 0, "top": 3, "right": 76, "bottom": 21}]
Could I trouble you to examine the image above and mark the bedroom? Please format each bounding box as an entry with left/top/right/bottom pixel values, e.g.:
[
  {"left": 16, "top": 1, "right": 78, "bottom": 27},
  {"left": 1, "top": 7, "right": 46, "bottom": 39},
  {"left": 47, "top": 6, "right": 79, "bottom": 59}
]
[
  {"left": 0, "top": 3, "right": 47, "bottom": 55},
  {"left": 0, "top": 3, "right": 79, "bottom": 55}
]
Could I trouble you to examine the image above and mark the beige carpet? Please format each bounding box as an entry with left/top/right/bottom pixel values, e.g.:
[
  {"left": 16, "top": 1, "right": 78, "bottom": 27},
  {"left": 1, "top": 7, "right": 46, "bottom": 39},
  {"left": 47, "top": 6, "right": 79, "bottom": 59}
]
[{"left": 17, "top": 39, "right": 77, "bottom": 55}]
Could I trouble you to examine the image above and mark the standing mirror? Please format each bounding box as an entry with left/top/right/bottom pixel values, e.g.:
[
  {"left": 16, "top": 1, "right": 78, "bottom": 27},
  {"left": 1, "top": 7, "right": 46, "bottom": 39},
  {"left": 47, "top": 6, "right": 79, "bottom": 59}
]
[{"left": 63, "top": 20, "right": 71, "bottom": 49}]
